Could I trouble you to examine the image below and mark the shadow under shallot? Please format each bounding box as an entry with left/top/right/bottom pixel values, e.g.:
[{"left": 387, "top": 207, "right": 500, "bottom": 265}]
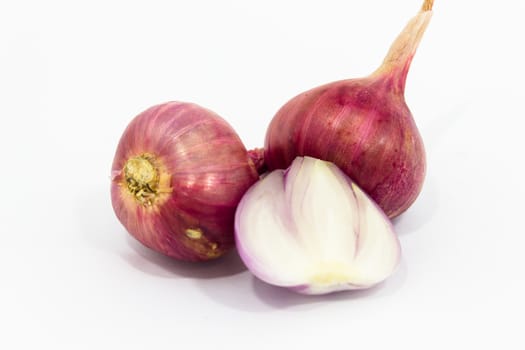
[
  {"left": 250, "top": 259, "right": 408, "bottom": 310},
  {"left": 392, "top": 174, "right": 438, "bottom": 236},
  {"left": 122, "top": 236, "right": 247, "bottom": 279},
  {"left": 77, "top": 184, "right": 247, "bottom": 280},
  {"left": 194, "top": 259, "right": 408, "bottom": 312},
  {"left": 79, "top": 184, "right": 408, "bottom": 312},
  {"left": 389, "top": 101, "right": 470, "bottom": 235}
]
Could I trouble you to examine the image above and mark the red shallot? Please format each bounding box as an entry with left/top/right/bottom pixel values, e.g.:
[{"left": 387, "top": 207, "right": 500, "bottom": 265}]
[
  {"left": 111, "top": 102, "right": 259, "bottom": 261},
  {"left": 264, "top": 0, "right": 434, "bottom": 218}
]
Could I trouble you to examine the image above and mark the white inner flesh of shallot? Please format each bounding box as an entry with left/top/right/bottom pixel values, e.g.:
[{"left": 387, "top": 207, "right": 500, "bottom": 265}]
[{"left": 235, "top": 156, "right": 401, "bottom": 295}]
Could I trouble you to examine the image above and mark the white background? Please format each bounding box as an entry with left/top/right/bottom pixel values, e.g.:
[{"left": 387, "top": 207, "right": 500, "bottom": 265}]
[{"left": 1, "top": 0, "right": 524, "bottom": 349}]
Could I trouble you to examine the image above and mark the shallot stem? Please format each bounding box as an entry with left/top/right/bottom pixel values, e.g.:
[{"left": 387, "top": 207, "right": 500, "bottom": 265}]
[{"left": 371, "top": 0, "right": 434, "bottom": 92}]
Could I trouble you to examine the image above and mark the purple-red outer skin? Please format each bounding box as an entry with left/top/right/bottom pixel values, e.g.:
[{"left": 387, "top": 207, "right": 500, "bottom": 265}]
[
  {"left": 111, "top": 102, "right": 259, "bottom": 261},
  {"left": 264, "top": 76, "right": 426, "bottom": 218}
]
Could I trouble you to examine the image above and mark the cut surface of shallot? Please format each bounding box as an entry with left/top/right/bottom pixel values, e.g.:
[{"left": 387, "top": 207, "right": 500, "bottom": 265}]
[{"left": 235, "top": 157, "right": 401, "bottom": 295}]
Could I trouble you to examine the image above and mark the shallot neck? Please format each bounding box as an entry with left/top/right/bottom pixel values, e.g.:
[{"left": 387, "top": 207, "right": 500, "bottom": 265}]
[{"left": 371, "top": 0, "right": 433, "bottom": 94}]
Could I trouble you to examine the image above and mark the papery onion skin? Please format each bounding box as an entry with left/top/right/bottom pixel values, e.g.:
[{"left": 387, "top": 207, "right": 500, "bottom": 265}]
[
  {"left": 264, "top": 1, "right": 433, "bottom": 218},
  {"left": 111, "top": 102, "right": 259, "bottom": 262}
]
